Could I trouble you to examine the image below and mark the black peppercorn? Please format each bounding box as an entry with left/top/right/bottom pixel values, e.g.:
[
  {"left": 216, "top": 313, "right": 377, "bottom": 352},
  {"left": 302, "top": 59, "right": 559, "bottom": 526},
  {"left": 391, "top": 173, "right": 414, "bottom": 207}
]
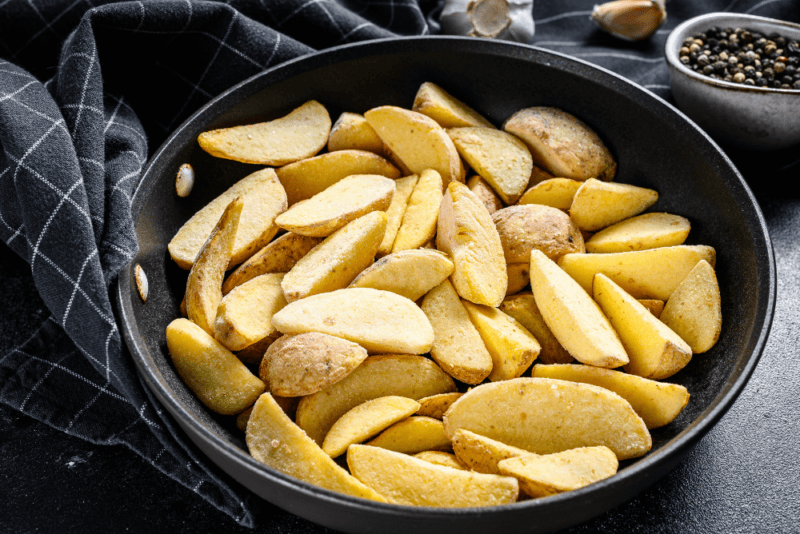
[
  {"left": 773, "top": 80, "right": 782, "bottom": 88},
  {"left": 786, "top": 65, "right": 796, "bottom": 76},
  {"left": 757, "top": 78, "right": 768, "bottom": 87},
  {"left": 774, "top": 62, "right": 786, "bottom": 73},
  {"left": 703, "top": 65, "right": 715, "bottom": 75},
  {"left": 794, "top": 80, "right": 800, "bottom": 89},
  {"left": 698, "top": 55, "right": 711, "bottom": 66},
  {"left": 782, "top": 75, "right": 793, "bottom": 84},
  {"left": 744, "top": 79, "right": 755, "bottom": 85}
]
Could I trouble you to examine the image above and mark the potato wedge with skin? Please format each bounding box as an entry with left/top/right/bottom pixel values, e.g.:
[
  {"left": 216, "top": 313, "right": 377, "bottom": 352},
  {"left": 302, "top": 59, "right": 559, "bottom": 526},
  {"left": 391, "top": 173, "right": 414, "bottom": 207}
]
[
  {"left": 416, "top": 392, "right": 464, "bottom": 420},
  {"left": 198, "top": 101, "right": 330, "bottom": 166},
  {"left": 594, "top": 274, "right": 692, "bottom": 380},
  {"left": 276, "top": 150, "right": 400, "bottom": 206},
  {"left": 586, "top": 213, "right": 691, "bottom": 253},
  {"left": 503, "top": 107, "right": 617, "bottom": 181},
  {"left": 349, "top": 249, "right": 454, "bottom": 301},
  {"left": 347, "top": 445, "right": 518, "bottom": 507},
  {"left": 364, "top": 106, "right": 463, "bottom": 185},
  {"left": 638, "top": 299, "right": 665, "bottom": 318},
  {"left": 451, "top": 429, "right": 530, "bottom": 475},
  {"left": 448, "top": 127, "right": 533, "bottom": 204},
  {"left": 660, "top": 260, "right": 722, "bottom": 354},
  {"left": 328, "top": 113, "right": 387, "bottom": 155},
  {"left": 467, "top": 175, "right": 504, "bottom": 215},
  {"left": 264, "top": 333, "right": 369, "bottom": 397},
  {"left": 322, "top": 396, "right": 421, "bottom": 458},
  {"left": 246, "top": 393, "right": 386, "bottom": 502},
  {"left": 378, "top": 174, "right": 419, "bottom": 256},
  {"left": 518, "top": 178, "right": 582, "bottom": 211},
  {"left": 497, "top": 447, "right": 618, "bottom": 498},
  {"left": 443, "top": 378, "right": 652, "bottom": 460},
  {"left": 506, "top": 263, "right": 530, "bottom": 295},
  {"left": 414, "top": 451, "right": 466, "bottom": 470},
  {"left": 166, "top": 318, "right": 265, "bottom": 415},
  {"left": 412, "top": 82, "right": 495, "bottom": 129},
  {"left": 558, "top": 245, "right": 717, "bottom": 301},
  {"left": 392, "top": 169, "right": 443, "bottom": 252},
  {"left": 493, "top": 204, "right": 584, "bottom": 263},
  {"left": 437, "top": 182, "right": 507, "bottom": 307},
  {"left": 296, "top": 354, "right": 457, "bottom": 444},
  {"left": 185, "top": 198, "right": 243, "bottom": 335},
  {"left": 366, "top": 416, "right": 452, "bottom": 454},
  {"left": 281, "top": 211, "right": 386, "bottom": 302},
  {"left": 168, "top": 168, "right": 287, "bottom": 270},
  {"left": 529, "top": 249, "right": 628, "bottom": 368},
  {"left": 570, "top": 179, "right": 659, "bottom": 232},
  {"left": 421, "top": 279, "right": 493, "bottom": 385},
  {"left": 214, "top": 273, "right": 287, "bottom": 352},
  {"left": 499, "top": 292, "right": 573, "bottom": 364},
  {"left": 532, "top": 364, "right": 690, "bottom": 429}
]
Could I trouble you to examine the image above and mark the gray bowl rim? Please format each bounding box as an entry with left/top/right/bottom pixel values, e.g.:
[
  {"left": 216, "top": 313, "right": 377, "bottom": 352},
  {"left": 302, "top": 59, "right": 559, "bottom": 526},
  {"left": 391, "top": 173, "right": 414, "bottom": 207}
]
[{"left": 117, "top": 35, "right": 777, "bottom": 520}]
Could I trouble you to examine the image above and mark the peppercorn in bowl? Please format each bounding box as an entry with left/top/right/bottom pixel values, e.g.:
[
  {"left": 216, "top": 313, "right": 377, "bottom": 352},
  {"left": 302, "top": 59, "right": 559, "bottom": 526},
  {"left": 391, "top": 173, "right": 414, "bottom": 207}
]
[{"left": 665, "top": 12, "right": 800, "bottom": 150}]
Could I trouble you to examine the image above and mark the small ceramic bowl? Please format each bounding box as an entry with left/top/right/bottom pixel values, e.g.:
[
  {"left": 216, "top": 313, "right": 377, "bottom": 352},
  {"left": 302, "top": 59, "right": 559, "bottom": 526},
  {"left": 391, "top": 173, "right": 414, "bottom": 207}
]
[{"left": 665, "top": 13, "right": 800, "bottom": 151}]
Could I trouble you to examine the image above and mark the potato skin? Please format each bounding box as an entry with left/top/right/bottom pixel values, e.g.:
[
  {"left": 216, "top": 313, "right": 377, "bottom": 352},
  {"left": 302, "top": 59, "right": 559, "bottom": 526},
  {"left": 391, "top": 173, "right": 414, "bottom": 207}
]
[{"left": 493, "top": 204, "right": 584, "bottom": 264}]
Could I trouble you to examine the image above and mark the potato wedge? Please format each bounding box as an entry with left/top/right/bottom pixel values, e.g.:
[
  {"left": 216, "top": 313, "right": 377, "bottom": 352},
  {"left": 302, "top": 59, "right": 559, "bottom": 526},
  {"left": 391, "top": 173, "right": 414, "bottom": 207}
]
[
  {"left": 264, "top": 333, "right": 369, "bottom": 397},
  {"left": 467, "top": 175, "right": 504, "bottom": 215},
  {"left": 392, "top": 169, "right": 443, "bottom": 252},
  {"left": 585, "top": 213, "right": 691, "bottom": 253},
  {"left": 246, "top": 394, "right": 386, "bottom": 502},
  {"left": 570, "top": 178, "right": 659, "bottom": 232},
  {"left": 364, "top": 106, "right": 463, "bottom": 185},
  {"left": 518, "top": 178, "right": 582, "bottom": 211},
  {"left": 412, "top": 82, "right": 495, "bottom": 129},
  {"left": 235, "top": 384, "right": 298, "bottom": 423},
  {"left": 493, "top": 204, "right": 584, "bottom": 263},
  {"left": 503, "top": 107, "right": 616, "bottom": 181},
  {"left": 366, "top": 416, "right": 452, "bottom": 454},
  {"left": 422, "top": 279, "right": 493, "bottom": 384},
  {"left": 166, "top": 318, "right": 265, "bottom": 415},
  {"left": 414, "top": 451, "right": 466, "bottom": 470},
  {"left": 328, "top": 113, "right": 386, "bottom": 155},
  {"left": 322, "top": 396, "right": 421, "bottom": 458},
  {"left": 497, "top": 447, "right": 618, "bottom": 498},
  {"left": 198, "top": 100, "right": 330, "bottom": 165},
  {"left": 529, "top": 249, "right": 628, "bottom": 368},
  {"left": 185, "top": 198, "right": 243, "bottom": 335},
  {"left": 660, "top": 260, "right": 722, "bottom": 354},
  {"left": 462, "top": 301, "right": 540, "bottom": 382},
  {"left": 506, "top": 263, "right": 530, "bottom": 295},
  {"left": 451, "top": 429, "right": 529, "bottom": 475},
  {"left": 281, "top": 211, "right": 386, "bottom": 302},
  {"left": 214, "top": 273, "right": 287, "bottom": 351},
  {"left": 437, "top": 182, "right": 507, "bottom": 307},
  {"left": 638, "top": 299, "right": 665, "bottom": 318},
  {"left": 443, "top": 378, "right": 652, "bottom": 460},
  {"left": 378, "top": 174, "right": 419, "bottom": 256},
  {"left": 416, "top": 392, "right": 464, "bottom": 420},
  {"left": 276, "top": 150, "right": 400, "bottom": 206},
  {"left": 347, "top": 445, "right": 518, "bottom": 507},
  {"left": 532, "top": 364, "right": 690, "bottom": 429},
  {"left": 558, "top": 245, "right": 716, "bottom": 301},
  {"left": 499, "top": 292, "right": 573, "bottom": 364},
  {"left": 448, "top": 127, "right": 533, "bottom": 204},
  {"left": 296, "top": 354, "right": 457, "bottom": 444},
  {"left": 349, "top": 249, "right": 454, "bottom": 301},
  {"left": 168, "top": 168, "right": 287, "bottom": 270}
]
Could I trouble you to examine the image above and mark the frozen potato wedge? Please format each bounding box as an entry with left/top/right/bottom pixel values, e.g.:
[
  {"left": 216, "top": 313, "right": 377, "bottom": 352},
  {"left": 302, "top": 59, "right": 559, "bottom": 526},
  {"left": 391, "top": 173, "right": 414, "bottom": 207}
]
[
  {"left": 443, "top": 378, "right": 652, "bottom": 460},
  {"left": 437, "top": 182, "right": 507, "bottom": 307},
  {"left": 412, "top": 82, "right": 495, "bottom": 129},
  {"left": 500, "top": 292, "right": 573, "bottom": 364},
  {"left": 166, "top": 318, "right": 265, "bottom": 415},
  {"left": 392, "top": 169, "right": 443, "bottom": 252},
  {"left": 281, "top": 211, "right": 386, "bottom": 302},
  {"left": 416, "top": 392, "right": 464, "bottom": 420},
  {"left": 214, "top": 273, "right": 287, "bottom": 352},
  {"left": 378, "top": 174, "right": 419, "bottom": 256},
  {"left": 660, "top": 260, "right": 722, "bottom": 354},
  {"left": 414, "top": 451, "right": 466, "bottom": 470},
  {"left": 467, "top": 175, "right": 504, "bottom": 215},
  {"left": 198, "top": 100, "right": 330, "bottom": 165},
  {"left": 638, "top": 299, "right": 665, "bottom": 318},
  {"left": 506, "top": 263, "right": 530, "bottom": 295},
  {"left": 493, "top": 204, "right": 584, "bottom": 263},
  {"left": 296, "top": 354, "right": 456, "bottom": 444},
  {"left": 518, "top": 178, "right": 582, "bottom": 211},
  {"left": 349, "top": 249, "right": 454, "bottom": 301},
  {"left": 586, "top": 213, "right": 691, "bottom": 253},
  {"left": 246, "top": 393, "right": 386, "bottom": 502},
  {"left": 451, "top": 429, "right": 529, "bottom": 475},
  {"left": 503, "top": 107, "right": 617, "bottom": 181},
  {"left": 347, "top": 445, "right": 518, "bottom": 507},
  {"left": 168, "top": 168, "right": 287, "bottom": 270},
  {"left": 529, "top": 249, "right": 628, "bottom": 368},
  {"left": 366, "top": 416, "right": 452, "bottom": 454},
  {"left": 328, "top": 113, "right": 386, "bottom": 155},
  {"left": 532, "top": 364, "right": 690, "bottom": 429},
  {"left": 570, "top": 178, "right": 659, "bottom": 232}
]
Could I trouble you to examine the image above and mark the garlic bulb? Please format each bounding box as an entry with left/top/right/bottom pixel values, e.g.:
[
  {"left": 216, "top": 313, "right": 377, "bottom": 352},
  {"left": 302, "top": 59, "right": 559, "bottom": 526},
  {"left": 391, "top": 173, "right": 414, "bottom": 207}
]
[
  {"left": 441, "top": 0, "right": 535, "bottom": 44},
  {"left": 592, "top": 0, "right": 666, "bottom": 41}
]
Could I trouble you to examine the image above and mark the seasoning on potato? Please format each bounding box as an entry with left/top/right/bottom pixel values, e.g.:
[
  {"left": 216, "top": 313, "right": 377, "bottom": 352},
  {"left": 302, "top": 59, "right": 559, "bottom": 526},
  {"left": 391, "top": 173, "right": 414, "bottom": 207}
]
[
  {"left": 349, "top": 249, "right": 454, "bottom": 301},
  {"left": 493, "top": 204, "right": 585, "bottom": 263},
  {"left": 570, "top": 178, "right": 659, "bottom": 232}
]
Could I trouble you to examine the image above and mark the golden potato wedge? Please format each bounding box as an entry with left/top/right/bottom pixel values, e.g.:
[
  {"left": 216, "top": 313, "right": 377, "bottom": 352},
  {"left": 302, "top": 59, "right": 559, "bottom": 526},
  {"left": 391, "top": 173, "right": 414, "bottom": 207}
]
[
  {"left": 236, "top": 330, "right": 282, "bottom": 365},
  {"left": 222, "top": 233, "right": 322, "bottom": 295},
  {"left": 437, "top": 182, "right": 507, "bottom": 307},
  {"left": 448, "top": 127, "right": 533, "bottom": 204},
  {"left": 246, "top": 393, "right": 386, "bottom": 502},
  {"left": 585, "top": 213, "right": 691, "bottom": 253},
  {"left": 451, "top": 429, "right": 529, "bottom": 475},
  {"left": 467, "top": 175, "right": 504, "bottom": 215},
  {"left": 235, "top": 393, "right": 298, "bottom": 428},
  {"left": 347, "top": 445, "right": 518, "bottom": 507},
  {"left": 558, "top": 245, "right": 716, "bottom": 301},
  {"left": 506, "top": 263, "right": 530, "bottom": 295},
  {"left": 414, "top": 451, "right": 466, "bottom": 470},
  {"left": 366, "top": 416, "right": 451, "bottom": 454},
  {"left": 443, "top": 378, "right": 652, "bottom": 460},
  {"left": 378, "top": 174, "right": 419, "bottom": 256},
  {"left": 364, "top": 106, "right": 463, "bottom": 185},
  {"left": 264, "top": 333, "right": 369, "bottom": 397},
  {"left": 502, "top": 107, "right": 617, "bottom": 181},
  {"left": 593, "top": 274, "right": 692, "bottom": 380},
  {"left": 638, "top": 299, "right": 665, "bottom": 318},
  {"left": 185, "top": 198, "right": 243, "bottom": 335},
  {"left": 276, "top": 150, "right": 400, "bottom": 206},
  {"left": 166, "top": 318, "right": 265, "bottom": 415},
  {"left": 392, "top": 169, "right": 443, "bottom": 252},
  {"left": 497, "top": 447, "right": 618, "bottom": 498},
  {"left": 168, "top": 168, "right": 287, "bottom": 270},
  {"left": 660, "top": 260, "right": 722, "bottom": 354},
  {"left": 529, "top": 249, "right": 628, "bottom": 368},
  {"left": 416, "top": 392, "right": 464, "bottom": 420},
  {"left": 493, "top": 204, "right": 585, "bottom": 264},
  {"left": 198, "top": 100, "right": 330, "bottom": 166},
  {"left": 518, "top": 178, "right": 582, "bottom": 211},
  {"left": 532, "top": 364, "right": 690, "bottom": 429},
  {"left": 349, "top": 249, "right": 454, "bottom": 301},
  {"left": 499, "top": 292, "right": 573, "bottom": 364},
  {"left": 412, "top": 82, "right": 495, "bottom": 129},
  {"left": 421, "top": 279, "right": 494, "bottom": 385},
  {"left": 281, "top": 211, "right": 386, "bottom": 302},
  {"left": 214, "top": 273, "right": 287, "bottom": 352},
  {"left": 328, "top": 113, "right": 386, "bottom": 155},
  {"left": 296, "top": 354, "right": 457, "bottom": 444},
  {"left": 570, "top": 178, "right": 659, "bottom": 232}
]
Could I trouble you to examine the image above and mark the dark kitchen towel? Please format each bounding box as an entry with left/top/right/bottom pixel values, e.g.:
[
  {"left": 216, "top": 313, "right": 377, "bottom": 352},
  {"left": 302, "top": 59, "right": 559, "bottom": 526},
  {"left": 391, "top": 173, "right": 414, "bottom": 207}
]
[{"left": 1, "top": 0, "right": 798, "bottom": 527}]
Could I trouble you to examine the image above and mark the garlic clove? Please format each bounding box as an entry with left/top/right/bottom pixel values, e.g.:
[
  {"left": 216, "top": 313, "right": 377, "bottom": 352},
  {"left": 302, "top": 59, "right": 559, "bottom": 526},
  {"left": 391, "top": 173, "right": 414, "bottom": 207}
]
[
  {"left": 135, "top": 264, "right": 148, "bottom": 303},
  {"left": 468, "top": 0, "right": 512, "bottom": 38},
  {"left": 441, "top": 0, "right": 534, "bottom": 44},
  {"left": 175, "top": 163, "right": 195, "bottom": 197},
  {"left": 591, "top": 0, "right": 666, "bottom": 42}
]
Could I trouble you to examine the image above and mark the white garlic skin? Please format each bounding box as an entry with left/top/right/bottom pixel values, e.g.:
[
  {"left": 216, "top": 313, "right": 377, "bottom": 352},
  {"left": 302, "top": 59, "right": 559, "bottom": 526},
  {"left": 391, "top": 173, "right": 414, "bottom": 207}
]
[
  {"left": 135, "top": 264, "right": 148, "bottom": 303},
  {"left": 591, "top": 0, "right": 666, "bottom": 41},
  {"left": 175, "top": 163, "right": 195, "bottom": 197},
  {"left": 441, "top": 0, "right": 535, "bottom": 44}
]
